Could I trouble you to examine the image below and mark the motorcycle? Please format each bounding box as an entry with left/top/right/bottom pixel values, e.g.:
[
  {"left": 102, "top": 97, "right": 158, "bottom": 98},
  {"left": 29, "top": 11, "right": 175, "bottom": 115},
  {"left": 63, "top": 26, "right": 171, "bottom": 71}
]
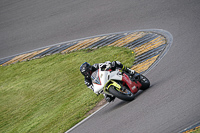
[{"left": 91, "top": 64, "right": 150, "bottom": 101}]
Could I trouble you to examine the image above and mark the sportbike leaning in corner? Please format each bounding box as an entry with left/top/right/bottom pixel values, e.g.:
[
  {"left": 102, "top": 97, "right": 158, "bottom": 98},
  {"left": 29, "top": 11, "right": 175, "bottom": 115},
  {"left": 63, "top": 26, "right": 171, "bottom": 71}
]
[{"left": 80, "top": 61, "right": 150, "bottom": 102}]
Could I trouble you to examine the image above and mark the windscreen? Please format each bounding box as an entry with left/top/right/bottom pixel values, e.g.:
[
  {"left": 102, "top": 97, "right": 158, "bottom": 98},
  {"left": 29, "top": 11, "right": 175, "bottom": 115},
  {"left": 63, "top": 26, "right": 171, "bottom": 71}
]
[{"left": 91, "top": 70, "right": 101, "bottom": 85}]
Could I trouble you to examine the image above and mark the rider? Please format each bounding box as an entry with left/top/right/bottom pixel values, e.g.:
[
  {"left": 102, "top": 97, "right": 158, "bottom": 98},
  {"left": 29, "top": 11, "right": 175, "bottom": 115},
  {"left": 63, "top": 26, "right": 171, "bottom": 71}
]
[{"left": 80, "top": 61, "right": 135, "bottom": 102}]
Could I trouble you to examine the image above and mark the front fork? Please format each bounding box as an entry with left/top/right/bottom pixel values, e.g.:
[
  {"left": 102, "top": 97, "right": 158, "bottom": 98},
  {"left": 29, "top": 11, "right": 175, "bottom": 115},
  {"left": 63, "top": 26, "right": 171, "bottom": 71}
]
[{"left": 103, "top": 80, "right": 119, "bottom": 92}]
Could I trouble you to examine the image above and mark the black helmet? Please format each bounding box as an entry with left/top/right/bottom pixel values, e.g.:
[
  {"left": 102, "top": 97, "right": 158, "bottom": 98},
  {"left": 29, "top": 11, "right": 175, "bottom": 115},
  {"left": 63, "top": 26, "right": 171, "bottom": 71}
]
[{"left": 80, "top": 62, "right": 92, "bottom": 78}]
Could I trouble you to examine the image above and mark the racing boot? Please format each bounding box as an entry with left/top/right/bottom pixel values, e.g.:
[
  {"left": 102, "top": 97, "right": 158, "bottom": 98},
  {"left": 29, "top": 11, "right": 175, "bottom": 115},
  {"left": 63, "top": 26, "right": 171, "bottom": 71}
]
[
  {"left": 112, "top": 61, "right": 135, "bottom": 75},
  {"left": 122, "top": 66, "right": 135, "bottom": 75},
  {"left": 126, "top": 68, "right": 135, "bottom": 75}
]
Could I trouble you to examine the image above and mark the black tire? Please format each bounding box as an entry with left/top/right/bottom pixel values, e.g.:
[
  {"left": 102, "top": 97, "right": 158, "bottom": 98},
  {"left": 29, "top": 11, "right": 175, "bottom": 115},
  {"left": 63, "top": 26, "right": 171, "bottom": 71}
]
[
  {"left": 139, "top": 74, "right": 150, "bottom": 90},
  {"left": 108, "top": 85, "right": 135, "bottom": 101}
]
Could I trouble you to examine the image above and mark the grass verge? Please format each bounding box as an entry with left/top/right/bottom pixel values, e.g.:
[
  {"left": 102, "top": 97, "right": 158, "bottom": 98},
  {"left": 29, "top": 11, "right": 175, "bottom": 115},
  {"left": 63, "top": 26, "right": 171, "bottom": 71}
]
[{"left": 0, "top": 46, "right": 135, "bottom": 133}]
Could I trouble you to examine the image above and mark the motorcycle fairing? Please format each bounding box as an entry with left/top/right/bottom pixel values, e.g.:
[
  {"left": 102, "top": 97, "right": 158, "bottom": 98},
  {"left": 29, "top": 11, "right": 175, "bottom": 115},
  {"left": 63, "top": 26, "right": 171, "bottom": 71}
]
[
  {"left": 92, "top": 70, "right": 122, "bottom": 94},
  {"left": 122, "top": 73, "right": 142, "bottom": 94}
]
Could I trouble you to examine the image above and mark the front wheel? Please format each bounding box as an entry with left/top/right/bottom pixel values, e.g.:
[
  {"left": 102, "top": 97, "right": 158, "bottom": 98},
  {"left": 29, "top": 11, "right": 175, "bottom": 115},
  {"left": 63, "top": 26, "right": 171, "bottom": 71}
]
[
  {"left": 108, "top": 85, "right": 135, "bottom": 101},
  {"left": 139, "top": 74, "right": 150, "bottom": 90}
]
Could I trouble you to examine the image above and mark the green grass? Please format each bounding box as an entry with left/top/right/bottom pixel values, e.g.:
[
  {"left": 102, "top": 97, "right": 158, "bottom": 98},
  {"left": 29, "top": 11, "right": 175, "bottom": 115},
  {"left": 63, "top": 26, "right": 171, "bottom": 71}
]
[
  {"left": 0, "top": 46, "right": 135, "bottom": 133},
  {"left": 184, "top": 127, "right": 200, "bottom": 133}
]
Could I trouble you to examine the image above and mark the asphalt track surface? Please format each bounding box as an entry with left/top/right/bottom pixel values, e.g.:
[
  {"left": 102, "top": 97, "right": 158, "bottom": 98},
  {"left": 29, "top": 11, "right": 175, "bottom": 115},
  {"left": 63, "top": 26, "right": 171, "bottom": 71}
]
[{"left": 1, "top": 0, "right": 200, "bottom": 133}]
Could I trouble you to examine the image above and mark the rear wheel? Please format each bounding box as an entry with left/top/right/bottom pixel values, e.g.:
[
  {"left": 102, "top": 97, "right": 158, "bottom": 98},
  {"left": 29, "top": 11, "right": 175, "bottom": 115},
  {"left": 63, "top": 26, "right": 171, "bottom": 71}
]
[
  {"left": 139, "top": 74, "right": 150, "bottom": 90},
  {"left": 108, "top": 85, "right": 135, "bottom": 101}
]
